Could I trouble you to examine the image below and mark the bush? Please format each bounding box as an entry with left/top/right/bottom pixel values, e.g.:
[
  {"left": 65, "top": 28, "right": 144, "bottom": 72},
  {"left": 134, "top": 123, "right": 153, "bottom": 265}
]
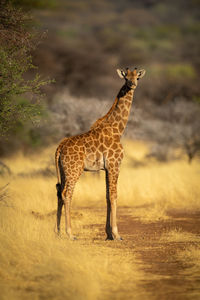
[{"left": 0, "top": 1, "right": 51, "bottom": 138}]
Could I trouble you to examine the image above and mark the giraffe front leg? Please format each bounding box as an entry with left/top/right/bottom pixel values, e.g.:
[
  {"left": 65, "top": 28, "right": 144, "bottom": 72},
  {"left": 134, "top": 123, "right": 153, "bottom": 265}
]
[
  {"left": 107, "top": 169, "right": 122, "bottom": 241},
  {"left": 105, "top": 169, "right": 114, "bottom": 240}
]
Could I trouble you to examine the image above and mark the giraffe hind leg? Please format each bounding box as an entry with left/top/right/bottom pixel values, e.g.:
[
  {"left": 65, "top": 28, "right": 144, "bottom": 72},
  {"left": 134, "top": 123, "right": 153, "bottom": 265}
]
[
  {"left": 62, "top": 163, "right": 84, "bottom": 240},
  {"left": 56, "top": 156, "right": 66, "bottom": 234}
]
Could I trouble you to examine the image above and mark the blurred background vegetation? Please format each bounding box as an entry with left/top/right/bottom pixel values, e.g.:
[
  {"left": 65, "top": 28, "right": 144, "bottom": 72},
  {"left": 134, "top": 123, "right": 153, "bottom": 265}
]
[{"left": 0, "top": 0, "right": 200, "bottom": 162}]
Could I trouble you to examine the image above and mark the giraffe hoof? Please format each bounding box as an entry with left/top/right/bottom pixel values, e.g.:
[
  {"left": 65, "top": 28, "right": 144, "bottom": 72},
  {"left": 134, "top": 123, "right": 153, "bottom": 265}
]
[
  {"left": 115, "top": 236, "right": 123, "bottom": 241},
  {"left": 70, "top": 236, "right": 77, "bottom": 241},
  {"left": 106, "top": 235, "right": 114, "bottom": 241}
]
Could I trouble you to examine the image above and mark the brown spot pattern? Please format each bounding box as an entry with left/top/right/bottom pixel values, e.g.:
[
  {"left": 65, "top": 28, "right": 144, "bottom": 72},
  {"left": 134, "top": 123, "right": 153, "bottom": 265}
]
[{"left": 55, "top": 78, "right": 138, "bottom": 239}]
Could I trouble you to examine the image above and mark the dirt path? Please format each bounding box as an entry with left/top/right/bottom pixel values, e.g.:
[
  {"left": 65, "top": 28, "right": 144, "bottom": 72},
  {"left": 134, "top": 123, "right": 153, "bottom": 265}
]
[
  {"left": 122, "top": 210, "right": 200, "bottom": 300},
  {"left": 74, "top": 207, "right": 200, "bottom": 300}
]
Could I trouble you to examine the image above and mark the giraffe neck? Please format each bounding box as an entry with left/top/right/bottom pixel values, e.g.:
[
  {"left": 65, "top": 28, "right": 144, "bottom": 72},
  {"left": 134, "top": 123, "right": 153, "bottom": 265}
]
[
  {"left": 105, "top": 83, "right": 135, "bottom": 137},
  {"left": 90, "top": 97, "right": 118, "bottom": 129}
]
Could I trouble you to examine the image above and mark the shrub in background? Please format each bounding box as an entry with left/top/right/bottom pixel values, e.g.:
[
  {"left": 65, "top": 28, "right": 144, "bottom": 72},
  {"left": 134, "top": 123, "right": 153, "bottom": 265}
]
[{"left": 0, "top": 1, "right": 51, "bottom": 154}]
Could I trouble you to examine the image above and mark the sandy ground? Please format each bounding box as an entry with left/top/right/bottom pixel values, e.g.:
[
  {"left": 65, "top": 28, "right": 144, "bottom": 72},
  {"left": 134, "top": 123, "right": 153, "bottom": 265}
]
[
  {"left": 1, "top": 141, "right": 200, "bottom": 300},
  {"left": 67, "top": 206, "right": 200, "bottom": 300}
]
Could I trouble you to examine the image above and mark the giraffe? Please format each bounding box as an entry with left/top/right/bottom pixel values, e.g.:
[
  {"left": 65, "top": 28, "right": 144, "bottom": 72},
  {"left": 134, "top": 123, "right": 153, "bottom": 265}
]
[{"left": 55, "top": 67, "right": 146, "bottom": 240}]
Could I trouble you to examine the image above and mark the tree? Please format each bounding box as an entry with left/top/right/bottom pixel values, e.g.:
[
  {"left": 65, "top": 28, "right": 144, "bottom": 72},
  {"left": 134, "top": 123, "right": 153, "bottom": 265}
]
[{"left": 0, "top": 1, "right": 50, "bottom": 137}]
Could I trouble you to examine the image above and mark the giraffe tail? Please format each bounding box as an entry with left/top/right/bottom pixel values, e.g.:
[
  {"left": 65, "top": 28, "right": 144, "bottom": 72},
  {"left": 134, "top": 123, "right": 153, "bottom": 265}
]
[
  {"left": 56, "top": 182, "right": 62, "bottom": 200},
  {"left": 55, "top": 146, "right": 62, "bottom": 198}
]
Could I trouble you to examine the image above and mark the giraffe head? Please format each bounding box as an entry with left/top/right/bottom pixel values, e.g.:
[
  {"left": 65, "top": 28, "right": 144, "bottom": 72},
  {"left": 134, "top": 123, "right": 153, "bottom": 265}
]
[{"left": 116, "top": 67, "right": 146, "bottom": 89}]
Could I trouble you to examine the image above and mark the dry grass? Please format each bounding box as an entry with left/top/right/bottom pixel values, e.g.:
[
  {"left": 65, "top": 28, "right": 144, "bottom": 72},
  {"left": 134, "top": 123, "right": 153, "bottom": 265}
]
[
  {"left": 178, "top": 245, "right": 200, "bottom": 269},
  {"left": 0, "top": 139, "right": 200, "bottom": 300},
  {"left": 160, "top": 228, "right": 200, "bottom": 243},
  {"left": 0, "top": 187, "right": 147, "bottom": 300},
  {"left": 175, "top": 245, "right": 200, "bottom": 299}
]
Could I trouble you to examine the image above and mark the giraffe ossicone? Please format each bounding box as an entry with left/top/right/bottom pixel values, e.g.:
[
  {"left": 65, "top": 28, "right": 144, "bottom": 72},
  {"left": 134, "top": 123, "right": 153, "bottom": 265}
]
[{"left": 55, "top": 67, "right": 146, "bottom": 240}]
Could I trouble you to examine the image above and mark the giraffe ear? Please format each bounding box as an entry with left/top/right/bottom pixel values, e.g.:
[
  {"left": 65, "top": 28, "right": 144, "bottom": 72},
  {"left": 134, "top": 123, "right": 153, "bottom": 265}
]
[
  {"left": 137, "top": 69, "right": 146, "bottom": 79},
  {"left": 116, "top": 69, "right": 126, "bottom": 79}
]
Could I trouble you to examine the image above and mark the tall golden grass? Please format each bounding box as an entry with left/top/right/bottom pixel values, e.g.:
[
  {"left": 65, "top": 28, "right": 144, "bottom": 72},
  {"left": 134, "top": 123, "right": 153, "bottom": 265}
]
[{"left": 0, "top": 140, "right": 200, "bottom": 299}]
